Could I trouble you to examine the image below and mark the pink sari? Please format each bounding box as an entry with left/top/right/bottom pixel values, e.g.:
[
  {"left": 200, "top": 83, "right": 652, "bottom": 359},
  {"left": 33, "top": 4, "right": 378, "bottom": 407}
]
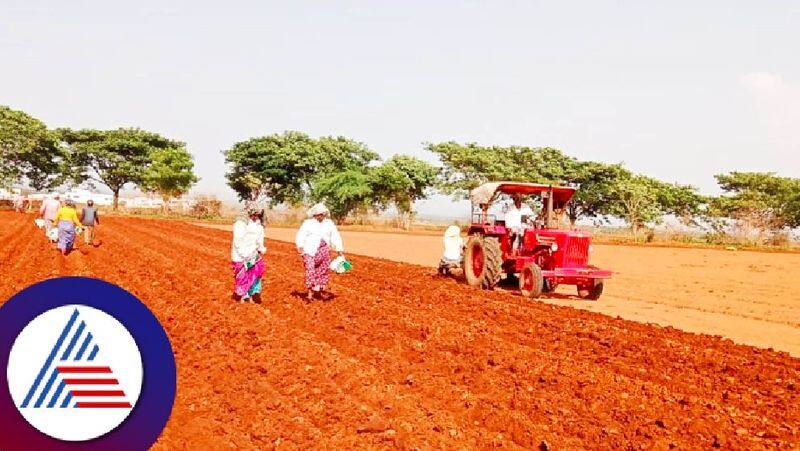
[
  {"left": 303, "top": 241, "right": 330, "bottom": 290},
  {"left": 231, "top": 258, "right": 265, "bottom": 297}
]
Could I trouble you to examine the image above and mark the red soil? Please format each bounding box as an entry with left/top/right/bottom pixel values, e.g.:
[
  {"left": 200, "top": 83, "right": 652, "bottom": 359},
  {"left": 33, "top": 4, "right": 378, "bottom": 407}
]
[{"left": 0, "top": 212, "right": 798, "bottom": 449}]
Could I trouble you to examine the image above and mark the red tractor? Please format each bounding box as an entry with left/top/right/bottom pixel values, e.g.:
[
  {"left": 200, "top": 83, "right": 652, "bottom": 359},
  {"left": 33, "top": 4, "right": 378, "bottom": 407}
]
[{"left": 462, "top": 182, "right": 611, "bottom": 299}]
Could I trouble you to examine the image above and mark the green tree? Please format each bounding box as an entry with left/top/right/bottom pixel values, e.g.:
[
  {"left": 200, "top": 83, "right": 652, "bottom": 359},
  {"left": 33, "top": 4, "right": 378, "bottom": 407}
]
[
  {"left": 143, "top": 146, "right": 199, "bottom": 212},
  {"left": 60, "top": 128, "right": 184, "bottom": 210},
  {"left": 607, "top": 174, "right": 664, "bottom": 238},
  {"left": 370, "top": 155, "right": 438, "bottom": 228},
  {"left": 223, "top": 131, "right": 378, "bottom": 203},
  {"left": 223, "top": 131, "right": 315, "bottom": 203},
  {"left": 311, "top": 169, "right": 373, "bottom": 222},
  {"left": 709, "top": 172, "right": 800, "bottom": 231},
  {"left": 0, "top": 106, "right": 65, "bottom": 189},
  {"left": 563, "top": 161, "right": 630, "bottom": 226},
  {"left": 653, "top": 181, "right": 705, "bottom": 225},
  {"left": 425, "top": 141, "right": 574, "bottom": 197}
]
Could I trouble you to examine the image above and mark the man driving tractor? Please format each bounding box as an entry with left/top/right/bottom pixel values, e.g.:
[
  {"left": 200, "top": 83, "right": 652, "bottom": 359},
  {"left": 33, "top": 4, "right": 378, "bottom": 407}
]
[
  {"left": 460, "top": 181, "right": 611, "bottom": 299},
  {"left": 505, "top": 194, "right": 534, "bottom": 252}
]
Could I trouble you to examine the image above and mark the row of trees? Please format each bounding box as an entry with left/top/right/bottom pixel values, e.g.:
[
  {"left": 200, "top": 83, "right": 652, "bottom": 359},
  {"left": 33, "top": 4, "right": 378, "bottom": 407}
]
[
  {"left": 0, "top": 106, "right": 198, "bottom": 210},
  {"left": 225, "top": 135, "right": 799, "bottom": 240},
  {"left": 223, "top": 131, "right": 438, "bottom": 224},
  {"left": 427, "top": 142, "right": 800, "bottom": 239},
  {"left": 4, "top": 103, "right": 797, "bottom": 239},
  {"left": 427, "top": 142, "right": 704, "bottom": 235}
]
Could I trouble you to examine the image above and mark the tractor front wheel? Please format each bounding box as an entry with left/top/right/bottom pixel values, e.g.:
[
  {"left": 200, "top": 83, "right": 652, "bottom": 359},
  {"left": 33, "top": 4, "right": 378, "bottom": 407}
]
[
  {"left": 577, "top": 280, "right": 604, "bottom": 300},
  {"left": 463, "top": 236, "right": 503, "bottom": 289},
  {"left": 519, "top": 264, "right": 544, "bottom": 298}
]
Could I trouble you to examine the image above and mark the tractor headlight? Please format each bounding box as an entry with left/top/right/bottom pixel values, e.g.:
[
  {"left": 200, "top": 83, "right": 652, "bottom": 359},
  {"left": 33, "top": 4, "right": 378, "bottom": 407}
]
[{"left": 550, "top": 243, "right": 558, "bottom": 252}]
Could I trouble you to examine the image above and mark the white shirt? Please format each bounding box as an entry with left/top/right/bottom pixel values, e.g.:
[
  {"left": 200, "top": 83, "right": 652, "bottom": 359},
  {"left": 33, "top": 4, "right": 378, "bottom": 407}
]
[
  {"left": 40, "top": 198, "right": 61, "bottom": 221},
  {"left": 295, "top": 218, "right": 344, "bottom": 256},
  {"left": 443, "top": 225, "right": 463, "bottom": 260},
  {"left": 505, "top": 204, "right": 534, "bottom": 230},
  {"left": 231, "top": 218, "right": 266, "bottom": 263}
]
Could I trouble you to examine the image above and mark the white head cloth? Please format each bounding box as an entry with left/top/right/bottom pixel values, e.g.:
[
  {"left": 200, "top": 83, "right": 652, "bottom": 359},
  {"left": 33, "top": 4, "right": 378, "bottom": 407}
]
[{"left": 307, "top": 203, "right": 329, "bottom": 217}]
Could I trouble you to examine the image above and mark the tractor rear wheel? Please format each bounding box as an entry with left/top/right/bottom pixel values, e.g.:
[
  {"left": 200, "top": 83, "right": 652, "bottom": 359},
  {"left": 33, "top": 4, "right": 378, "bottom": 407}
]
[
  {"left": 519, "top": 264, "right": 544, "bottom": 298},
  {"left": 463, "top": 236, "right": 503, "bottom": 289},
  {"left": 577, "top": 280, "right": 604, "bottom": 300}
]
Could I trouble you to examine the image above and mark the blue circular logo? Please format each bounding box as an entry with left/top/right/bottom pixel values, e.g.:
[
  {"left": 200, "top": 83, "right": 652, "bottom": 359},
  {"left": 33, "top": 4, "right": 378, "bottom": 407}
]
[{"left": 0, "top": 277, "right": 176, "bottom": 450}]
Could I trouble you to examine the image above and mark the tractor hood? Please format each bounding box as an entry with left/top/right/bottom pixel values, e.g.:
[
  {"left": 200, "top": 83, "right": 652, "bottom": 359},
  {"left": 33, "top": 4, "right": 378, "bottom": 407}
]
[{"left": 469, "top": 182, "right": 577, "bottom": 205}]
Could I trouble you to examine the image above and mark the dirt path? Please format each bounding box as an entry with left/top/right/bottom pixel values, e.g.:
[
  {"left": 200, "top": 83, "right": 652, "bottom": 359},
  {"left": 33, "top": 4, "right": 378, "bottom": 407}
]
[
  {"left": 3, "top": 213, "right": 799, "bottom": 449},
  {"left": 194, "top": 223, "right": 800, "bottom": 358}
]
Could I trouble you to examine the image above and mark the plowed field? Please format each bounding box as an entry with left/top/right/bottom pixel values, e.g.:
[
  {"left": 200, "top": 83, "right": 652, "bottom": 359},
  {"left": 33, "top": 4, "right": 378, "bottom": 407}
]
[{"left": 1, "top": 212, "right": 798, "bottom": 449}]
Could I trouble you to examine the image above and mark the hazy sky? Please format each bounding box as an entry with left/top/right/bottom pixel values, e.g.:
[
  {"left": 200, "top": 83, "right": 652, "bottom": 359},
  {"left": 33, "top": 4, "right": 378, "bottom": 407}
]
[{"left": 2, "top": 1, "right": 798, "bottom": 217}]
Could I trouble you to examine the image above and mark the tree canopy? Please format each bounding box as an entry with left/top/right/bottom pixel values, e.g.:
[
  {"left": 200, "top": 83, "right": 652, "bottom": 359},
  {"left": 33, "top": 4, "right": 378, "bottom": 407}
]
[
  {"left": 653, "top": 181, "right": 706, "bottom": 224},
  {"left": 311, "top": 169, "right": 374, "bottom": 222},
  {"left": 425, "top": 142, "right": 574, "bottom": 196},
  {"left": 143, "top": 146, "right": 199, "bottom": 211},
  {"left": 371, "top": 155, "right": 438, "bottom": 213},
  {"left": 562, "top": 161, "right": 629, "bottom": 225},
  {"left": 3, "top": 103, "right": 795, "bottom": 243},
  {"left": 223, "top": 131, "right": 378, "bottom": 204},
  {"left": 60, "top": 127, "right": 187, "bottom": 209},
  {"left": 605, "top": 174, "right": 664, "bottom": 236},
  {"left": 428, "top": 140, "right": 706, "bottom": 234},
  {"left": 0, "top": 106, "right": 65, "bottom": 189},
  {"left": 298, "top": 153, "right": 439, "bottom": 223},
  {"left": 709, "top": 172, "right": 800, "bottom": 230}
]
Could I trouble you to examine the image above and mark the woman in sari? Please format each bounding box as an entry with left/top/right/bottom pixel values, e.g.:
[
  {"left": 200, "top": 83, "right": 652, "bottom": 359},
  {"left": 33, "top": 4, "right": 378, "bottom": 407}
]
[
  {"left": 295, "top": 203, "right": 344, "bottom": 301},
  {"left": 53, "top": 199, "right": 82, "bottom": 255},
  {"left": 230, "top": 204, "right": 266, "bottom": 303}
]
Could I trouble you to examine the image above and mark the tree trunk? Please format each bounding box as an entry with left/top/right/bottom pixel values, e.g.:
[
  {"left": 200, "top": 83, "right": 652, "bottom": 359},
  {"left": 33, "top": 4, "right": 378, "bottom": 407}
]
[
  {"left": 405, "top": 197, "right": 415, "bottom": 231},
  {"left": 567, "top": 202, "right": 578, "bottom": 229},
  {"left": 161, "top": 194, "right": 171, "bottom": 215},
  {"left": 113, "top": 188, "right": 120, "bottom": 211}
]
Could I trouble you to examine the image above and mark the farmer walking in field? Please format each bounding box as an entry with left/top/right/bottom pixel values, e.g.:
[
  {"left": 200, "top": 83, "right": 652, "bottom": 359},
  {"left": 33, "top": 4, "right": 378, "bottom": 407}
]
[
  {"left": 80, "top": 199, "right": 100, "bottom": 246},
  {"left": 53, "top": 199, "right": 82, "bottom": 255},
  {"left": 295, "top": 203, "right": 344, "bottom": 301},
  {"left": 230, "top": 203, "right": 266, "bottom": 303},
  {"left": 39, "top": 193, "right": 61, "bottom": 237}
]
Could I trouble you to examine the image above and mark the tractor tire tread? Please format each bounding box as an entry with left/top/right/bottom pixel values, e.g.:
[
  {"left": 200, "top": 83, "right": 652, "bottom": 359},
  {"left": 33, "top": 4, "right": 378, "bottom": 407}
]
[
  {"left": 481, "top": 237, "right": 503, "bottom": 289},
  {"left": 463, "top": 236, "right": 483, "bottom": 287},
  {"left": 519, "top": 263, "right": 544, "bottom": 298}
]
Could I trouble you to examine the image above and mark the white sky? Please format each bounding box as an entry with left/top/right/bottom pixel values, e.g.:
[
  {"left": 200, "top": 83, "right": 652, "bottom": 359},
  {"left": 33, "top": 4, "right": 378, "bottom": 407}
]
[{"left": 2, "top": 1, "right": 798, "bottom": 218}]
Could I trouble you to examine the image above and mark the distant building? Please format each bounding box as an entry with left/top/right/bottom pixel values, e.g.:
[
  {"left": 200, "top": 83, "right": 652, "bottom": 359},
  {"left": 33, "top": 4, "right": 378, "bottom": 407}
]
[
  {"left": 63, "top": 188, "right": 114, "bottom": 206},
  {"left": 119, "top": 193, "right": 197, "bottom": 211},
  {"left": 120, "top": 193, "right": 163, "bottom": 209},
  {"left": 22, "top": 189, "right": 113, "bottom": 206},
  {"left": 168, "top": 197, "right": 196, "bottom": 212}
]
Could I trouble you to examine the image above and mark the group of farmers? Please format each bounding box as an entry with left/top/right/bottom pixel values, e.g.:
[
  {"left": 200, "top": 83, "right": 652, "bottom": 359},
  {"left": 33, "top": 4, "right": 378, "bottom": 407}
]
[
  {"left": 230, "top": 201, "right": 345, "bottom": 303},
  {"left": 27, "top": 191, "right": 342, "bottom": 301},
  {"left": 37, "top": 193, "right": 100, "bottom": 255}
]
